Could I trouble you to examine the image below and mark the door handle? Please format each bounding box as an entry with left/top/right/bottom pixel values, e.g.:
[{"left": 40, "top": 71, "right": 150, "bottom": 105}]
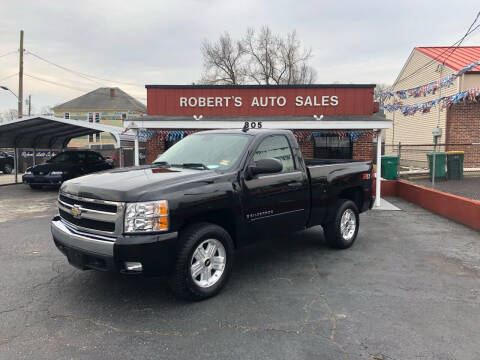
[{"left": 287, "top": 181, "right": 303, "bottom": 188}]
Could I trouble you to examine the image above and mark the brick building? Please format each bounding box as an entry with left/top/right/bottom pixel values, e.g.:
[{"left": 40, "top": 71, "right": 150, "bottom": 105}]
[
  {"left": 123, "top": 84, "right": 391, "bottom": 163},
  {"left": 385, "top": 47, "right": 480, "bottom": 167}
]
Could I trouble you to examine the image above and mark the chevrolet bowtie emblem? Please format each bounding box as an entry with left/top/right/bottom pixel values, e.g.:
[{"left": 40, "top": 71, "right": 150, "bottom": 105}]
[{"left": 71, "top": 205, "right": 82, "bottom": 218}]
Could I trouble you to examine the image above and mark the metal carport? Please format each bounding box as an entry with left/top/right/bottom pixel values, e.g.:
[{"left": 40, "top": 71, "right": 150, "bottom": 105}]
[{"left": 0, "top": 116, "right": 137, "bottom": 183}]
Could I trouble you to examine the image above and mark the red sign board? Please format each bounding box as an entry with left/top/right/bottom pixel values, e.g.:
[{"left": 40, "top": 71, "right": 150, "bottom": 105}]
[{"left": 146, "top": 85, "right": 375, "bottom": 116}]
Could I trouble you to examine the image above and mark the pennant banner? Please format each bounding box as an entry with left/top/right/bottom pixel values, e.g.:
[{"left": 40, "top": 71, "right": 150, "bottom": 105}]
[
  {"left": 380, "top": 60, "right": 480, "bottom": 100},
  {"left": 382, "top": 88, "right": 480, "bottom": 116},
  {"left": 294, "top": 130, "right": 376, "bottom": 143}
]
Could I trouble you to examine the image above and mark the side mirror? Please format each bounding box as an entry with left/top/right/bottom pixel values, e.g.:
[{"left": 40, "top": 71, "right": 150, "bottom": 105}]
[{"left": 246, "top": 158, "right": 283, "bottom": 179}]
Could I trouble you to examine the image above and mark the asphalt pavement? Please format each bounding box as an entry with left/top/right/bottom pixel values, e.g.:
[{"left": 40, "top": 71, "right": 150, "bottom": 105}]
[
  {"left": 411, "top": 175, "right": 480, "bottom": 201},
  {"left": 1, "top": 184, "right": 479, "bottom": 359}
]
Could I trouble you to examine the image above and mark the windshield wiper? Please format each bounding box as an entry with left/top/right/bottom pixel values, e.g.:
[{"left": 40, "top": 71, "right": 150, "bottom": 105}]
[
  {"left": 152, "top": 161, "right": 170, "bottom": 167},
  {"left": 171, "top": 163, "right": 209, "bottom": 170}
]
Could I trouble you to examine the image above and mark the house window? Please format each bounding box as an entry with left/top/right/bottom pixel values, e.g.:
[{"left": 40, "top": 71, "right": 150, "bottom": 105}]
[
  {"left": 88, "top": 112, "right": 93, "bottom": 122},
  {"left": 95, "top": 113, "right": 100, "bottom": 123},
  {"left": 314, "top": 135, "right": 353, "bottom": 159},
  {"left": 64, "top": 112, "right": 70, "bottom": 119}
]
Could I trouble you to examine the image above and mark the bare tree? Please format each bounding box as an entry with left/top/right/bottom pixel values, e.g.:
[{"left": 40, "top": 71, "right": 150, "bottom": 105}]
[
  {"left": 200, "top": 32, "right": 246, "bottom": 84},
  {"left": 0, "top": 109, "right": 18, "bottom": 123},
  {"left": 200, "top": 26, "right": 317, "bottom": 85},
  {"left": 374, "top": 84, "right": 392, "bottom": 107}
]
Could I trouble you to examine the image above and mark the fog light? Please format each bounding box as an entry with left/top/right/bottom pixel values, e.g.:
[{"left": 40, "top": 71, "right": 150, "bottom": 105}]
[{"left": 124, "top": 262, "right": 143, "bottom": 272}]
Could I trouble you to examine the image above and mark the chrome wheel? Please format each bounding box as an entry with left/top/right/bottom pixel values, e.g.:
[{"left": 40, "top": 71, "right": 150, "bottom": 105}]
[
  {"left": 190, "top": 238, "right": 226, "bottom": 288},
  {"left": 340, "top": 208, "right": 356, "bottom": 241}
]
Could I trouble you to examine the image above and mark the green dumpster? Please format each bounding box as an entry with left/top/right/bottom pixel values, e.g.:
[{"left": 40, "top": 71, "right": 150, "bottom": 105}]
[
  {"left": 427, "top": 152, "right": 446, "bottom": 181},
  {"left": 381, "top": 155, "right": 398, "bottom": 180},
  {"left": 446, "top": 151, "right": 464, "bottom": 180}
]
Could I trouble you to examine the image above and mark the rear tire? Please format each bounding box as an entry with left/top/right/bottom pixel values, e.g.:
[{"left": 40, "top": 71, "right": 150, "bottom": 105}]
[
  {"left": 169, "top": 222, "right": 234, "bottom": 301},
  {"left": 323, "top": 200, "right": 359, "bottom": 249},
  {"left": 3, "top": 163, "right": 13, "bottom": 174}
]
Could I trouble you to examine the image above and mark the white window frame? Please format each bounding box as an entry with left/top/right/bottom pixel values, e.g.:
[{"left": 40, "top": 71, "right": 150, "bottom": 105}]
[
  {"left": 88, "top": 112, "right": 93, "bottom": 123},
  {"left": 95, "top": 112, "right": 100, "bottom": 123}
]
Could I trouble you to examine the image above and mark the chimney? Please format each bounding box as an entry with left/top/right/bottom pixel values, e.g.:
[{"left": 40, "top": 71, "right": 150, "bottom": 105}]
[{"left": 110, "top": 88, "right": 115, "bottom": 98}]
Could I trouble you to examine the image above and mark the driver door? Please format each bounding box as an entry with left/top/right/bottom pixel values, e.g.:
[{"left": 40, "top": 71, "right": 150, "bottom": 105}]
[{"left": 241, "top": 135, "right": 308, "bottom": 240}]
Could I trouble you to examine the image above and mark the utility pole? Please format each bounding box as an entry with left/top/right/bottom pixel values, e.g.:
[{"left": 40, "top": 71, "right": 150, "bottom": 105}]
[
  {"left": 28, "top": 94, "right": 31, "bottom": 116},
  {"left": 18, "top": 30, "right": 24, "bottom": 118}
]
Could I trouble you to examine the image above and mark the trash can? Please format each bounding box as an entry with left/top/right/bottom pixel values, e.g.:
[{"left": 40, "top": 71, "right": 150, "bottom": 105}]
[
  {"left": 427, "top": 152, "right": 446, "bottom": 181},
  {"left": 446, "top": 151, "right": 464, "bottom": 180},
  {"left": 381, "top": 155, "right": 398, "bottom": 180}
]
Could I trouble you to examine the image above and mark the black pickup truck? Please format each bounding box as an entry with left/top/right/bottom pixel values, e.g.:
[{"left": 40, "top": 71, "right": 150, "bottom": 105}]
[{"left": 52, "top": 129, "right": 373, "bottom": 300}]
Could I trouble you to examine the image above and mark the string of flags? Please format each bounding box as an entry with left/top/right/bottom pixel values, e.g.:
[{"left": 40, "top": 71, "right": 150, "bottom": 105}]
[
  {"left": 153, "top": 130, "right": 197, "bottom": 141},
  {"left": 294, "top": 130, "right": 376, "bottom": 143},
  {"left": 382, "top": 87, "right": 480, "bottom": 116},
  {"left": 380, "top": 60, "right": 480, "bottom": 100}
]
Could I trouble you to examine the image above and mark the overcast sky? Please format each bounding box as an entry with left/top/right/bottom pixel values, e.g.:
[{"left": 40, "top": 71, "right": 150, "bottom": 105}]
[{"left": 1, "top": 0, "right": 479, "bottom": 114}]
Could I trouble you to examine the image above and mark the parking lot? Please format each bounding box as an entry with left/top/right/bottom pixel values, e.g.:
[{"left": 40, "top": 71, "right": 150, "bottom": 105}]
[{"left": 1, "top": 184, "right": 479, "bottom": 360}]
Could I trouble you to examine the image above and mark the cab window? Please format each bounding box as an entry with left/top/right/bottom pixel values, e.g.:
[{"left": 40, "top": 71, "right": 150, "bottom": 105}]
[{"left": 253, "top": 135, "right": 295, "bottom": 173}]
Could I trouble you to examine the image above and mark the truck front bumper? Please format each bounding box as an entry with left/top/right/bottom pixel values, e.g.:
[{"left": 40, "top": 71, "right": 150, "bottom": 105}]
[{"left": 51, "top": 216, "right": 178, "bottom": 275}]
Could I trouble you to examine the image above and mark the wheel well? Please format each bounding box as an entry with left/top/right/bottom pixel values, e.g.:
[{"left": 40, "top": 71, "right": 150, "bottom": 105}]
[
  {"left": 339, "top": 186, "right": 363, "bottom": 210},
  {"left": 182, "top": 209, "right": 237, "bottom": 246}
]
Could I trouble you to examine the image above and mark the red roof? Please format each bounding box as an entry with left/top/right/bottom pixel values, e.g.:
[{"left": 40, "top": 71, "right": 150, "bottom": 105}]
[{"left": 415, "top": 46, "right": 480, "bottom": 72}]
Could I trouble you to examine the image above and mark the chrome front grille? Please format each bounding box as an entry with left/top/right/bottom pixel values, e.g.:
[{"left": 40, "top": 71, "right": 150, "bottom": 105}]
[{"left": 58, "top": 192, "right": 124, "bottom": 238}]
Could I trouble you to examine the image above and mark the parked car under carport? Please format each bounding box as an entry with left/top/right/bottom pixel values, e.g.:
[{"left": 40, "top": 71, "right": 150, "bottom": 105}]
[
  {"left": 22, "top": 150, "right": 113, "bottom": 189},
  {"left": 0, "top": 151, "right": 14, "bottom": 174}
]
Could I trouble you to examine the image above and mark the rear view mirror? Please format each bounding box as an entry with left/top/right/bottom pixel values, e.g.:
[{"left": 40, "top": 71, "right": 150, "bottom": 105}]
[{"left": 247, "top": 158, "right": 283, "bottom": 179}]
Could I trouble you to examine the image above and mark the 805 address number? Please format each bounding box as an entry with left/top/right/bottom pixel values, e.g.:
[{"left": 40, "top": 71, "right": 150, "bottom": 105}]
[{"left": 243, "top": 121, "right": 263, "bottom": 129}]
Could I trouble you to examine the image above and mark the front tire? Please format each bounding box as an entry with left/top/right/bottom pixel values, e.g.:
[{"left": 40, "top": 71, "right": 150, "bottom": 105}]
[
  {"left": 169, "top": 222, "right": 234, "bottom": 301},
  {"left": 323, "top": 200, "right": 360, "bottom": 249},
  {"left": 3, "top": 163, "right": 13, "bottom": 174}
]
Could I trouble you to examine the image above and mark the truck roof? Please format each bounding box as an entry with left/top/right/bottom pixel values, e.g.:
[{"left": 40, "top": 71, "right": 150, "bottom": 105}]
[{"left": 192, "top": 128, "right": 293, "bottom": 136}]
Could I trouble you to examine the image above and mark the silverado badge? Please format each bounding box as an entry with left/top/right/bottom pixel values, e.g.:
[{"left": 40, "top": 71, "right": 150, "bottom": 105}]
[{"left": 71, "top": 205, "right": 82, "bottom": 218}]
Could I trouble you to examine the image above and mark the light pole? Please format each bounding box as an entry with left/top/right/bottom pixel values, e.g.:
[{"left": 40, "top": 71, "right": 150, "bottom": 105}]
[{"left": 0, "top": 86, "right": 21, "bottom": 117}]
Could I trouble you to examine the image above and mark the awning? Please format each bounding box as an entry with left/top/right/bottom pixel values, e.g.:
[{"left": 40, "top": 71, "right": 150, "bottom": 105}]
[
  {"left": 0, "top": 116, "right": 136, "bottom": 149},
  {"left": 123, "top": 114, "right": 392, "bottom": 130}
]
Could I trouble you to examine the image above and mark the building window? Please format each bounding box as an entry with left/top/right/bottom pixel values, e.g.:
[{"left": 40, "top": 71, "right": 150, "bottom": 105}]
[
  {"left": 95, "top": 113, "right": 100, "bottom": 123},
  {"left": 121, "top": 113, "right": 127, "bottom": 121},
  {"left": 64, "top": 112, "right": 70, "bottom": 119},
  {"left": 88, "top": 112, "right": 93, "bottom": 122},
  {"left": 314, "top": 135, "right": 353, "bottom": 159}
]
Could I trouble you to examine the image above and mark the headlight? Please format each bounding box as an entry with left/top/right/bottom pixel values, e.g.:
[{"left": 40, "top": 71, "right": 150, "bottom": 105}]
[
  {"left": 124, "top": 200, "right": 169, "bottom": 233},
  {"left": 50, "top": 171, "right": 64, "bottom": 175}
]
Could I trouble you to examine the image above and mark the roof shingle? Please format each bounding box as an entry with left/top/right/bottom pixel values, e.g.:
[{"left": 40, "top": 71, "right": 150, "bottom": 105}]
[
  {"left": 53, "top": 87, "right": 146, "bottom": 112},
  {"left": 415, "top": 46, "right": 480, "bottom": 72}
]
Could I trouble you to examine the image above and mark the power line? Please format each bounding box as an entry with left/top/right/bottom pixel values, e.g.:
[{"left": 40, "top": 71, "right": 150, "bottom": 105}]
[
  {"left": 25, "top": 51, "right": 145, "bottom": 88},
  {"left": 0, "top": 73, "right": 18, "bottom": 82},
  {"left": 392, "top": 17, "right": 480, "bottom": 89},
  {"left": 0, "top": 50, "right": 16, "bottom": 58},
  {"left": 24, "top": 73, "right": 147, "bottom": 101}
]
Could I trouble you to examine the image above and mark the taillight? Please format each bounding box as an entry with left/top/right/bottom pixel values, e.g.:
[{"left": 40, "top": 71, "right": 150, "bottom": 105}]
[{"left": 362, "top": 173, "right": 371, "bottom": 180}]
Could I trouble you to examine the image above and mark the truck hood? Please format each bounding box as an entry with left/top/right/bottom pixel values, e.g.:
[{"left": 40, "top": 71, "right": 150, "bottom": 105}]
[{"left": 60, "top": 165, "right": 220, "bottom": 202}]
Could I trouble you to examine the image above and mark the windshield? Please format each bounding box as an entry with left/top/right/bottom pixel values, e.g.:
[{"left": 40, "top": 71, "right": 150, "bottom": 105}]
[
  {"left": 49, "top": 152, "right": 76, "bottom": 163},
  {"left": 153, "top": 133, "right": 250, "bottom": 170}
]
